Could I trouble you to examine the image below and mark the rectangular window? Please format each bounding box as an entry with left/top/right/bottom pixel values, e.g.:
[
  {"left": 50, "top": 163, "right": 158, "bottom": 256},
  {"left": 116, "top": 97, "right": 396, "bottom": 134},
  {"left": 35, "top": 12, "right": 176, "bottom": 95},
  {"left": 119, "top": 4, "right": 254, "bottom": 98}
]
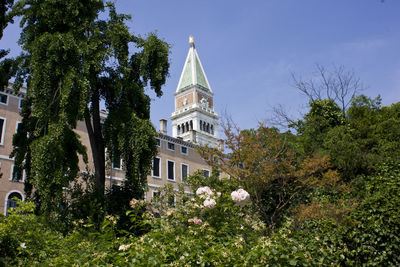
[
  {"left": 152, "top": 191, "right": 160, "bottom": 200},
  {"left": 0, "top": 93, "right": 8, "bottom": 105},
  {"left": 16, "top": 121, "right": 21, "bottom": 133},
  {"left": 19, "top": 99, "right": 23, "bottom": 109},
  {"left": 152, "top": 157, "right": 161, "bottom": 178},
  {"left": 181, "top": 164, "right": 188, "bottom": 182},
  {"left": 112, "top": 155, "right": 122, "bottom": 170},
  {"left": 156, "top": 138, "right": 161, "bottom": 147},
  {"left": 181, "top": 146, "right": 188, "bottom": 155},
  {"left": 167, "top": 160, "right": 175, "bottom": 180},
  {"left": 11, "top": 165, "right": 25, "bottom": 182},
  {"left": 168, "top": 195, "right": 176, "bottom": 207},
  {"left": 0, "top": 118, "right": 6, "bottom": 145},
  {"left": 167, "top": 142, "right": 175, "bottom": 151},
  {"left": 203, "top": 170, "right": 210, "bottom": 178}
]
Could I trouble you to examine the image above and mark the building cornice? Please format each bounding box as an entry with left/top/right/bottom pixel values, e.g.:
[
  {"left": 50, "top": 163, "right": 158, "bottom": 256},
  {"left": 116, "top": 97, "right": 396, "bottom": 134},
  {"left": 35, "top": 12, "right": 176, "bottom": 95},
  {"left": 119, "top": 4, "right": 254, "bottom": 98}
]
[
  {"left": 174, "top": 84, "right": 214, "bottom": 97},
  {"left": 171, "top": 104, "right": 218, "bottom": 120},
  {"left": 157, "top": 132, "right": 199, "bottom": 149},
  {"left": 4, "top": 83, "right": 26, "bottom": 98}
]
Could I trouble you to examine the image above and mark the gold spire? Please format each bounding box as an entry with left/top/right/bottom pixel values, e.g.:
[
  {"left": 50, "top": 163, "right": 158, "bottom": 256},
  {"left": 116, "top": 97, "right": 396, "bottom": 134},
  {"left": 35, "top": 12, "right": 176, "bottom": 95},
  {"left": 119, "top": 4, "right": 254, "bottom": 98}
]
[{"left": 189, "top": 35, "right": 194, "bottom": 44}]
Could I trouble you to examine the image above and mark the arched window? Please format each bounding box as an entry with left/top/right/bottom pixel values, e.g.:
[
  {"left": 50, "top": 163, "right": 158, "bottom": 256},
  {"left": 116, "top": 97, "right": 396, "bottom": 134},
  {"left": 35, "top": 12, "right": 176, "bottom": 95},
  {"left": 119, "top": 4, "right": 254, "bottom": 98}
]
[
  {"left": 211, "top": 125, "right": 214, "bottom": 135},
  {"left": 185, "top": 122, "right": 189, "bottom": 132},
  {"left": 206, "top": 123, "right": 210, "bottom": 133},
  {"left": 5, "top": 191, "right": 23, "bottom": 216},
  {"left": 203, "top": 121, "right": 206, "bottom": 132},
  {"left": 200, "top": 120, "right": 203, "bottom": 131},
  {"left": 182, "top": 123, "right": 185, "bottom": 133},
  {"left": 190, "top": 120, "right": 193, "bottom": 130},
  {"left": 177, "top": 125, "right": 181, "bottom": 135}
]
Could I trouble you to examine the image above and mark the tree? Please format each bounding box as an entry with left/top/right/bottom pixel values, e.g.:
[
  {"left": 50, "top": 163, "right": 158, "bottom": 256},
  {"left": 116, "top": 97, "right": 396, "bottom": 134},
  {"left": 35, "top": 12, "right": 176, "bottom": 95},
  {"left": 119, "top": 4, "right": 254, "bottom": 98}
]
[
  {"left": 0, "top": 0, "right": 15, "bottom": 87},
  {"left": 292, "top": 64, "right": 362, "bottom": 115},
  {"left": 270, "top": 64, "right": 362, "bottom": 129},
  {"left": 338, "top": 95, "right": 400, "bottom": 176},
  {"left": 295, "top": 94, "right": 400, "bottom": 181},
  {"left": 294, "top": 99, "right": 345, "bottom": 156},
  {"left": 200, "top": 120, "right": 340, "bottom": 230},
  {"left": 10, "top": 0, "right": 169, "bottom": 214}
]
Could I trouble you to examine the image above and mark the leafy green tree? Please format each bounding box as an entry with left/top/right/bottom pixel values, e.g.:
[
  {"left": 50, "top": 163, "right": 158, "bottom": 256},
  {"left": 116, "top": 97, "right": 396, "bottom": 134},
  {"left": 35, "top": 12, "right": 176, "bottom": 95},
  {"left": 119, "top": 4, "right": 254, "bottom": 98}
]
[
  {"left": 10, "top": 0, "right": 169, "bottom": 214},
  {"left": 0, "top": 0, "right": 15, "bottom": 87},
  {"left": 347, "top": 95, "right": 400, "bottom": 162},
  {"left": 0, "top": 0, "right": 13, "bottom": 33},
  {"left": 294, "top": 99, "right": 345, "bottom": 156},
  {"left": 322, "top": 125, "right": 367, "bottom": 180},
  {"left": 322, "top": 95, "right": 400, "bottom": 180}
]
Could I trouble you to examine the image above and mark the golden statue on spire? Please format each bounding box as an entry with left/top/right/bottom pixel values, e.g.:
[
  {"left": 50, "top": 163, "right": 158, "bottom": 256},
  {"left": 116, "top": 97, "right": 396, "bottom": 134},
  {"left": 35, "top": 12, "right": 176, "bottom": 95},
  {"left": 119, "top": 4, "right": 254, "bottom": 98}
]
[{"left": 189, "top": 35, "right": 194, "bottom": 44}]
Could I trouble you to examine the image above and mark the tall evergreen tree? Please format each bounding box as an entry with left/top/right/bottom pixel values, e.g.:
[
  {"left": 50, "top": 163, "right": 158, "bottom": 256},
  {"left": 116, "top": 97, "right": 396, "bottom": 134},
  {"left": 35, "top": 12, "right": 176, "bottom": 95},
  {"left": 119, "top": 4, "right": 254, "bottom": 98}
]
[{"left": 10, "top": 0, "right": 169, "bottom": 214}]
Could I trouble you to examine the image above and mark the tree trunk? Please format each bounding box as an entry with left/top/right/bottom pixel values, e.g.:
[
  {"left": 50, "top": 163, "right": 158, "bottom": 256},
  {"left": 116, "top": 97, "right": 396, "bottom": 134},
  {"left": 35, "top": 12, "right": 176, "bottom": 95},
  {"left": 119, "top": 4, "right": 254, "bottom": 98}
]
[{"left": 84, "top": 89, "right": 105, "bottom": 193}]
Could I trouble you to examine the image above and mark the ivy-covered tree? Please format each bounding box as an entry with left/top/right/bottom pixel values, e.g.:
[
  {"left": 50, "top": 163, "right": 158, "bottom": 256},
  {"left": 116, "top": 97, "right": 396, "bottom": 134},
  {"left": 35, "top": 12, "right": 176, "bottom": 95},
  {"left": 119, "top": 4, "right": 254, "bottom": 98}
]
[{"left": 10, "top": 0, "right": 169, "bottom": 214}]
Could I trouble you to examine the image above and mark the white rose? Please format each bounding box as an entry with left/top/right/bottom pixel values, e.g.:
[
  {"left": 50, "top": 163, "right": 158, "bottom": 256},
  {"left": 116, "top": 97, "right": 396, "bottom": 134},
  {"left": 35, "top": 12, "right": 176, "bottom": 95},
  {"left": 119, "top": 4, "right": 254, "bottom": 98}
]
[
  {"left": 231, "top": 189, "right": 250, "bottom": 206},
  {"left": 203, "top": 198, "right": 216, "bottom": 209},
  {"left": 196, "top": 186, "right": 214, "bottom": 197},
  {"left": 231, "top": 191, "right": 240, "bottom": 201}
]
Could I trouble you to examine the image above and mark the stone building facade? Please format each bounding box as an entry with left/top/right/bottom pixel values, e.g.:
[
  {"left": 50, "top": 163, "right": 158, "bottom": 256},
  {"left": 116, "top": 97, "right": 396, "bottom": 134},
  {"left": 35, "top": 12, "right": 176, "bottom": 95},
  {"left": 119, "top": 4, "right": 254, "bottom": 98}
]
[{"left": 0, "top": 86, "right": 26, "bottom": 215}]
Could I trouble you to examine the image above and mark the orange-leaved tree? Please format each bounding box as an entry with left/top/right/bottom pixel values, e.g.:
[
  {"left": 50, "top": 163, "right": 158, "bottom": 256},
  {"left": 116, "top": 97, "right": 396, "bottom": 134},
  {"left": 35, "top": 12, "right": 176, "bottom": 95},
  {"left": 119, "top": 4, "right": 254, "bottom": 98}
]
[{"left": 200, "top": 120, "right": 341, "bottom": 230}]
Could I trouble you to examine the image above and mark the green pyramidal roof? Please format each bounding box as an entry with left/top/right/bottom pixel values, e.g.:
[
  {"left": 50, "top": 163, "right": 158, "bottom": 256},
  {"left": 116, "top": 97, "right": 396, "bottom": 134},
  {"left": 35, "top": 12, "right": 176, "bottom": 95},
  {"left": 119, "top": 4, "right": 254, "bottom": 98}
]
[{"left": 176, "top": 39, "right": 212, "bottom": 92}]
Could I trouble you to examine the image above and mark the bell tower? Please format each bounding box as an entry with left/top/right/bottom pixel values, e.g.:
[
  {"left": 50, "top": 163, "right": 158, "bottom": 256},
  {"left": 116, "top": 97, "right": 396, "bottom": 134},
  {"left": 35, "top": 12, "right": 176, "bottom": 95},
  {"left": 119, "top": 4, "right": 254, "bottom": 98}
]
[{"left": 171, "top": 36, "right": 219, "bottom": 146}]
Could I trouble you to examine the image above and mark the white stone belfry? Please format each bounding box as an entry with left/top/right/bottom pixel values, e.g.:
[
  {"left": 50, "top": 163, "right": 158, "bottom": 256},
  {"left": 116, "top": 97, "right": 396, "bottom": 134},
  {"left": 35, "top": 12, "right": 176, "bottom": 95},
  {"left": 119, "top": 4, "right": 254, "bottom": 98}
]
[{"left": 171, "top": 36, "right": 219, "bottom": 146}]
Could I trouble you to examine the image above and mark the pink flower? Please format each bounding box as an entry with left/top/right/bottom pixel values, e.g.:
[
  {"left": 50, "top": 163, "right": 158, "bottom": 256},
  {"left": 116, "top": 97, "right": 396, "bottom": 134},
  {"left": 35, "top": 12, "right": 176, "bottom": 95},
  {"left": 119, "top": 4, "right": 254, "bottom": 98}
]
[
  {"left": 188, "top": 217, "right": 203, "bottom": 225},
  {"left": 129, "top": 198, "right": 138, "bottom": 208},
  {"left": 203, "top": 198, "right": 216, "bottom": 209},
  {"left": 231, "top": 189, "right": 250, "bottom": 206}
]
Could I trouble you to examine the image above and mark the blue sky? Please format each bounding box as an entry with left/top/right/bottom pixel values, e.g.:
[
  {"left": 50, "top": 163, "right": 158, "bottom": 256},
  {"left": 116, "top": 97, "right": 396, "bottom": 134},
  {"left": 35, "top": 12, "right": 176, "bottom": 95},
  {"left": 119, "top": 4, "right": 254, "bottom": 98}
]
[{"left": 1, "top": 0, "right": 399, "bottom": 135}]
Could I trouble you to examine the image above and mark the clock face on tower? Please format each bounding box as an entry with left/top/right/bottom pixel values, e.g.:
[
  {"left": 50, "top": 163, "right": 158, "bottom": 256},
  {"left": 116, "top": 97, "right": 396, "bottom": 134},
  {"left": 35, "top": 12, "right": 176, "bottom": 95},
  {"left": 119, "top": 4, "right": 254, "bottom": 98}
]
[{"left": 200, "top": 97, "right": 209, "bottom": 108}]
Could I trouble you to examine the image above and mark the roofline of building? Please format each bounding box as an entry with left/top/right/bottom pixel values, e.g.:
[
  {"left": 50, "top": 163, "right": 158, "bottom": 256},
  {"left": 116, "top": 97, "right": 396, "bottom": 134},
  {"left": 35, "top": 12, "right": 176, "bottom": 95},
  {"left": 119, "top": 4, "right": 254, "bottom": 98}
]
[
  {"left": 157, "top": 132, "right": 199, "bottom": 149},
  {"left": 4, "top": 83, "right": 26, "bottom": 98}
]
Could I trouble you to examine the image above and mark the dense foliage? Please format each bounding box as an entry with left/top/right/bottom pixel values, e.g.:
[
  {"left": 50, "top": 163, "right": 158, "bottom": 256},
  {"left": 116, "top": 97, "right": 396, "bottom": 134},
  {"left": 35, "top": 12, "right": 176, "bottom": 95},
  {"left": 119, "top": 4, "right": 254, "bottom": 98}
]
[
  {"left": 1, "top": 163, "right": 400, "bottom": 265},
  {"left": 294, "top": 95, "right": 400, "bottom": 181}
]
